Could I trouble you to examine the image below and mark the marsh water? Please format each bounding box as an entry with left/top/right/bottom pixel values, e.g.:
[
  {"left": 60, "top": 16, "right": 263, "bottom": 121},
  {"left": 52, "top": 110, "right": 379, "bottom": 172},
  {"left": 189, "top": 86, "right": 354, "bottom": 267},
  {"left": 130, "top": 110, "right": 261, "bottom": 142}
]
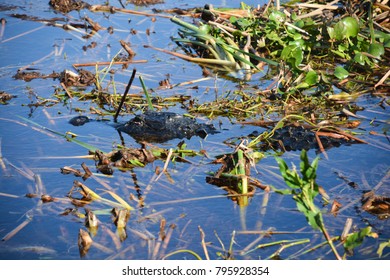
[{"left": 0, "top": 0, "right": 389, "bottom": 260}]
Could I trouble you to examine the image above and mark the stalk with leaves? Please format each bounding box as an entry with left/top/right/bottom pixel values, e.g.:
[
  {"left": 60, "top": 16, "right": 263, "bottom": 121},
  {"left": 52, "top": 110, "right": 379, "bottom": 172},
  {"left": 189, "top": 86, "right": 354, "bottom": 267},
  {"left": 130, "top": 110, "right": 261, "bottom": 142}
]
[{"left": 274, "top": 150, "right": 342, "bottom": 260}]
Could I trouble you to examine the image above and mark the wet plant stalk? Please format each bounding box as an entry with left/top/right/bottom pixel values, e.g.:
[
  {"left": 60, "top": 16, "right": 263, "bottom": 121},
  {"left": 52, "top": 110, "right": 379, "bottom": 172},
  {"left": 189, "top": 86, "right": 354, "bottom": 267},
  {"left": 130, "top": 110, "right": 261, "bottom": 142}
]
[
  {"left": 114, "top": 68, "right": 137, "bottom": 122},
  {"left": 237, "top": 149, "right": 248, "bottom": 194}
]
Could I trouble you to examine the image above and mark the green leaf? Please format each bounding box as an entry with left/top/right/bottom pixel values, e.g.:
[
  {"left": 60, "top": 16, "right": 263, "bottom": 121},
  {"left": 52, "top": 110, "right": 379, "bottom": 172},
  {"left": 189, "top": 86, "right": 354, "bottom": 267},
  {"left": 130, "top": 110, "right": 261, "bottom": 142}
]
[
  {"left": 334, "top": 66, "right": 349, "bottom": 79},
  {"left": 343, "top": 226, "right": 373, "bottom": 251},
  {"left": 327, "top": 27, "right": 335, "bottom": 40},
  {"left": 353, "top": 53, "right": 365, "bottom": 65},
  {"left": 281, "top": 45, "right": 303, "bottom": 68},
  {"left": 353, "top": 52, "right": 372, "bottom": 66},
  {"left": 300, "top": 150, "right": 319, "bottom": 181},
  {"left": 384, "top": 39, "right": 390, "bottom": 48},
  {"left": 275, "top": 156, "right": 288, "bottom": 178},
  {"left": 269, "top": 11, "right": 286, "bottom": 26},
  {"left": 341, "top": 17, "right": 359, "bottom": 38},
  {"left": 332, "top": 17, "right": 359, "bottom": 41},
  {"left": 333, "top": 21, "right": 347, "bottom": 40},
  {"left": 306, "top": 210, "right": 322, "bottom": 230},
  {"left": 291, "top": 47, "right": 303, "bottom": 68},
  {"left": 368, "top": 43, "right": 385, "bottom": 58},
  {"left": 305, "top": 70, "right": 318, "bottom": 86}
]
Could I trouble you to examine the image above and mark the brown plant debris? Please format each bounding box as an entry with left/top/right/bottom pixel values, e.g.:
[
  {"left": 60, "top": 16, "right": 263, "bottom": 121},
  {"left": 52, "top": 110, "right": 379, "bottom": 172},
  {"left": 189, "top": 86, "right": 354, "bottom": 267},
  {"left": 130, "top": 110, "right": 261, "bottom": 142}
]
[
  {"left": 111, "top": 208, "right": 130, "bottom": 242},
  {"left": 0, "top": 91, "right": 15, "bottom": 104},
  {"left": 85, "top": 209, "right": 98, "bottom": 237},
  {"left": 41, "top": 194, "right": 57, "bottom": 203},
  {"left": 361, "top": 190, "right": 390, "bottom": 220},
  {"left": 78, "top": 228, "right": 93, "bottom": 257},
  {"left": 67, "top": 180, "right": 94, "bottom": 206},
  {"left": 61, "top": 163, "right": 92, "bottom": 180},
  {"left": 49, "top": 0, "right": 90, "bottom": 13},
  {"left": 128, "top": 0, "right": 164, "bottom": 6},
  {"left": 60, "top": 69, "right": 95, "bottom": 87},
  {"left": 119, "top": 40, "right": 136, "bottom": 60},
  {"left": 94, "top": 147, "right": 157, "bottom": 174},
  {"left": 13, "top": 70, "right": 60, "bottom": 82},
  {"left": 112, "top": 208, "right": 130, "bottom": 228}
]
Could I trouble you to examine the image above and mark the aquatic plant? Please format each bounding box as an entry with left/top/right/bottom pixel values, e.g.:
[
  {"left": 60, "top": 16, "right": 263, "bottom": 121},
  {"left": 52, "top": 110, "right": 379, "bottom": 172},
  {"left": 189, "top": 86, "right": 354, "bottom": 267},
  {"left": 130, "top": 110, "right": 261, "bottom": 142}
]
[{"left": 274, "top": 150, "right": 342, "bottom": 259}]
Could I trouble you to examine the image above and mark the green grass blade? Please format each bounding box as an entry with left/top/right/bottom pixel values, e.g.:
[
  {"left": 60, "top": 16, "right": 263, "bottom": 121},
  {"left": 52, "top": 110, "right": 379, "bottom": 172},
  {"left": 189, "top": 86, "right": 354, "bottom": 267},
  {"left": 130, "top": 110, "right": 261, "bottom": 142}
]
[{"left": 139, "top": 75, "right": 154, "bottom": 111}]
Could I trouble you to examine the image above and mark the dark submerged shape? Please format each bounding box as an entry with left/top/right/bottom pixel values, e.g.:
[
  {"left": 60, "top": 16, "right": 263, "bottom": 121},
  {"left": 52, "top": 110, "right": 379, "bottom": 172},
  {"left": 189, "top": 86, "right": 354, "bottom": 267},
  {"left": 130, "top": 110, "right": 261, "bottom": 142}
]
[
  {"left": 69, "top": 111, "right": 218, "bottom": 143},
  {"left": 117, "top": 111, "right": 218, "bottom": 143},
  {"left": 251, "top": 125, "right": 355, "bottom": 152},
  {"left": 69, "top": 116, "right": 90, "bottom": 126}
]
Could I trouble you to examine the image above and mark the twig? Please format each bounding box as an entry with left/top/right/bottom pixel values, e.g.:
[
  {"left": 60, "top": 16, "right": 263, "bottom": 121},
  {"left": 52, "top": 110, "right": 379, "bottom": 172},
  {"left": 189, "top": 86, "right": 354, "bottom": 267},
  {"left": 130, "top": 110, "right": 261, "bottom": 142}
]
[
  {"left": 155, "top": 148, "right": 173, "bottom": 181},
  {"left": 295, "top": 3, "right": 339, "bottom": 10},
  {"left": 114, "top": 68, "right": 137, "bottom": 122},
  {"left": 375, "top": 68, "right": 390, "bottom": 88},
  {"left": 315, "top": 132, "right": 328, "bottom": 160},
  {"left": 120, "top": 40, "right": 136, "bottom": 59},
  {"left": 0, "top": 18, "right": 6, "bottom": 41},
  {"left": 2, "top": 211, "right": 33, "bottom": 241},
  {"left": 320, "top": 226, "right": 342, "bottom": 260},
  {"left": 60, "top": 82, "right": 73, "bottom": 99},
  {"left": 341, "top": 218, "right": 353, "bottom": 241},
  {"left": 1, "top": 25, "right": 45, "bottom": 44},
  {"left": 72, "top": 60, "right": 147, "bottom": 68},
  {"left": 159, "top": 224, "right": 176, "bottom": 259},
  {"left": 296, "top": 0, "right": 340, "bottom": 20},
  {"left": 208, "top": 20, "right": 249, "bottom": 37},
  {"left": 0, "top": 137, "right": 7, "bottom": 173},
  {"left": 198, "top": 226, "right": 210, "bottom": 260},
  {"left": 144, "top": 45, "right": 237, "bottom": 67},
  {"left": 89, "top": 5, "right": 172, "bottom": 18}
]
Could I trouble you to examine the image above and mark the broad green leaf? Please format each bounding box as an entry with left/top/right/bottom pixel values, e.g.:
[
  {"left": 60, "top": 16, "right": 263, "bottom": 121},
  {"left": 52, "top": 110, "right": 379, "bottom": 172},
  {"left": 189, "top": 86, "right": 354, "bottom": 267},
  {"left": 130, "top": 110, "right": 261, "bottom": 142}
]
[
  {"left": 334, "top": 66, "right": 349, "bottom": 79},
  {"left": 291, "top": 47, "right": 303, "bottom": 68},
  {"left": 305, "top": 70, "right": 318, "bottom": 86},
  {"left": 275, "top": 156, "right": 288, "bottom": 177},
  {"left": 327, "top": 27, "right": 335, "bottom": 40},
  {"left": 271, "top": 186, "right": 293, "bottom": 195},
  {"left": 229, "top": 16, "right": 237, "bottom": 24},
  {"left": 368, "top": 43, "right": 385, "bottom": 58},
  {"left": 385, "top": 39, "right": 390, "bottom": 48},
  {"left": 290, "top": 38, "right": 304, "bottom": 47},
  {"left": 353, "top": 52, "right": 372, "bottom": 66},
  {"left": 300, "top": 150, "right": 319, "bottom": 181},
  {"left": 341, "top": 17, "right": 359, "bottom": 38},
  {"left": 343, "top": 226, "right": 373, "bottom": 251},
  {"left": 333, "top": 21, "right": 347, "bottom": 40},
  {"left": 269, "top": 10, "right": 286, "bottom": 26},
  {"left": 354, "top": 53, "right": 365, "bottom": 65},
  {"left": 295, "top": 20, "right": 304, "bottom": 29}
]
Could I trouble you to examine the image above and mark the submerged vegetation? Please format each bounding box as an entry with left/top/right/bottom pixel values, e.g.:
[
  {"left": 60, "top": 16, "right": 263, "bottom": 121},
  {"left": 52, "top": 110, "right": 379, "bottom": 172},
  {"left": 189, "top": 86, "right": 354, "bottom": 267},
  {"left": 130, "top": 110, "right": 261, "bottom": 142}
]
[{"left": 0, "top": 0, "right": 389, "bottom": 260}]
